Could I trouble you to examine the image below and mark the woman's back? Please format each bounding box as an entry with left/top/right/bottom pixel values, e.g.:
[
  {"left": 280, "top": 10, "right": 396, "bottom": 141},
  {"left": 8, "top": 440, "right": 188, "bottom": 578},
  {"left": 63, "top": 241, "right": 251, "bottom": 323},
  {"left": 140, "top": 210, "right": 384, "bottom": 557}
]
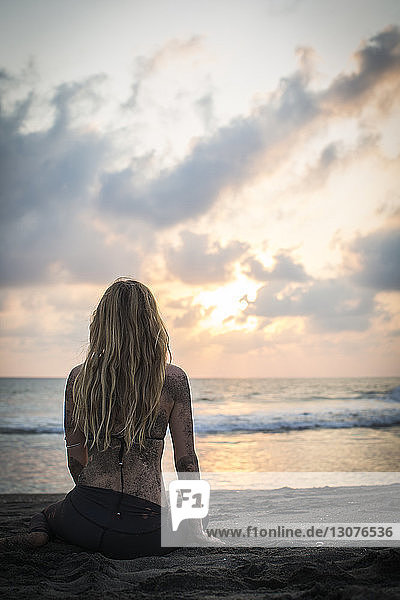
[
  {"left": 65, "top": 362, "right": 199, "bottom": 508},
  {"left": 13, "top": 278, "right": 220, "bottom": 560}
]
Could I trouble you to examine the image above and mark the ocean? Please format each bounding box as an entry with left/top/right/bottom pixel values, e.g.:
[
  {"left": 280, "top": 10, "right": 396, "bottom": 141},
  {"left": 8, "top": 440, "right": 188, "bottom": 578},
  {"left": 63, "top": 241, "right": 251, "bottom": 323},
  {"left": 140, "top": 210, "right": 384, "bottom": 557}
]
[{"left": 0, "top": 376, "right": 399, "bottom": 493}]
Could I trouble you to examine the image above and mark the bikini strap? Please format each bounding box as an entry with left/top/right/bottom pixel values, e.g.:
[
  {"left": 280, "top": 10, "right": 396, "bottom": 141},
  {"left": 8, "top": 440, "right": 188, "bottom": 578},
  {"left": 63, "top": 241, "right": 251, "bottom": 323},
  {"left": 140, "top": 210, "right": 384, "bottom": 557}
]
[{"left": 115, "top": 438, "right": 125, "bottom": 519}]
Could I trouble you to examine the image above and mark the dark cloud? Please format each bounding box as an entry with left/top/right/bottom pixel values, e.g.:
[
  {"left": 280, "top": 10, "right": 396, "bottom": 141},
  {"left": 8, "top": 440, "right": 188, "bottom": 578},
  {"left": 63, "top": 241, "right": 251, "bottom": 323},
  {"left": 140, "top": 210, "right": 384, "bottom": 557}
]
[
  {"left": 319, "top": 142, "right": 340, "bottom": 168},
  {"left": 98, "top": 56, "right": 318, "bottom": 226},
  {"left": 275, "top": 70, "right": 319, "bottom": 124},
  {"left": 291, "top": 140, "right": 344, "bottom": 191},
  {"left": 349, "top": 226, "right": 400, "bottom": 291},
  {"left": 243, "top": 251, "right": 311, "bottom": 282},
  {"left": 242, "top": 223, "right": 400, "bottom": 333},
  {"left": 281, "top": 132, "right": 380, "bottom": 198},
  {"left": 322, "top": 25, "right": 400, "bottom": 111},
  {"left": 0, "top": 72, "right": 144, "bottom": 285},
  {"left": 245, "top": 277, "right": 375, "bottom": 332},
  {"left": 194, "top": 93, "right": 215, "bottom": 131},
  {"left": 98, "top": 25, "right": 400, "bottom": 227},
  {"left": 2, "top": 26, "right": 400, "bottom": 286},
  {"left": 164, "top": 231, "right": 248, "bottom": 285},
  {"left": 98, "top": 113, "right": 269, "bottom": 226},
  {"left": 1, "top": 78, "right": 105, "bottom": 220}
]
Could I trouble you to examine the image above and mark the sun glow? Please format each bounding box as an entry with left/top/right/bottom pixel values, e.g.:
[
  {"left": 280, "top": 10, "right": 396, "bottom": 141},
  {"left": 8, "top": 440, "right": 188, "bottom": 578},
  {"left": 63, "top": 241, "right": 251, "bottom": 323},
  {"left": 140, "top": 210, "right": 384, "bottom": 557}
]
[{"left": 194, "top": 272, "right": 261, "bottom": 332}]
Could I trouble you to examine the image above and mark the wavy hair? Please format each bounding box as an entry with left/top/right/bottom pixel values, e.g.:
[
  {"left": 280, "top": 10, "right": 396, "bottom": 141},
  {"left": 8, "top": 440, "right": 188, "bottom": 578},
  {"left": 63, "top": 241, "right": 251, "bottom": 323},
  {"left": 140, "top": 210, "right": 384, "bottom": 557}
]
[{"left": 71, "top": 277, "right": 172, "bottom": 452}]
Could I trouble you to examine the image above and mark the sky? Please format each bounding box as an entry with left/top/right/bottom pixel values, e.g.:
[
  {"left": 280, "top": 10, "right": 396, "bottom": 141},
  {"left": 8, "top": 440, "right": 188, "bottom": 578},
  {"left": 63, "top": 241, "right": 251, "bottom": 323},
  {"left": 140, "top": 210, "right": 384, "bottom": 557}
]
[{"left": 0, "top": 0, "right": 399, "bottom": 378}]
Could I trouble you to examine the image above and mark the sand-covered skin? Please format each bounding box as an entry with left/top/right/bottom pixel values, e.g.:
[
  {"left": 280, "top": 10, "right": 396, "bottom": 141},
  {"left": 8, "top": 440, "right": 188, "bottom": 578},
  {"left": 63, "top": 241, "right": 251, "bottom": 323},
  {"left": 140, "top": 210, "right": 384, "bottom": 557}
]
[{"left": 1, "top": 494, "right": 399, "bottom": 599}]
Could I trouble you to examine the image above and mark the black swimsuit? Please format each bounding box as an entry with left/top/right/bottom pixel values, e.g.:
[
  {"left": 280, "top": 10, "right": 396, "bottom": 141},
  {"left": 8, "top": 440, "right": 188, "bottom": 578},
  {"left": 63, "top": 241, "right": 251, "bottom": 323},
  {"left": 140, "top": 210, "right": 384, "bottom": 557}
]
[
  {"left": 28, "top": 434, "right": 175, "bottom": 560},
  {"left": 29, "top": 364, "right": 208, "bottom": 558}
]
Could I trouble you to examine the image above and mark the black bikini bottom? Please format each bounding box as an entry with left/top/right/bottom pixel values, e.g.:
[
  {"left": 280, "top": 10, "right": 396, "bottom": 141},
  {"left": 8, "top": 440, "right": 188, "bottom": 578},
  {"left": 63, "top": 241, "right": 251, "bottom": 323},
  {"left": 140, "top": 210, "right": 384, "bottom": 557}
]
[{"left": 28, "top": 483, "right": 176, "bottom": 559}]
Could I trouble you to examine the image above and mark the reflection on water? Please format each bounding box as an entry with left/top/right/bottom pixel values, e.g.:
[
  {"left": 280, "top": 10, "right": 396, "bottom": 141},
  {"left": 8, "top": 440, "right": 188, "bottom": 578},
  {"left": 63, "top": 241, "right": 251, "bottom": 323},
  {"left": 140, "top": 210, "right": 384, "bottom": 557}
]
[
  {"left": 194, "top": 427, "right": 400, "bottom": 473},
  {"left": 2, "top": 426, "right": 399, "bottom": 493},
  {"left": 1, "top": 376, "right": 399, "bottom": 493}
]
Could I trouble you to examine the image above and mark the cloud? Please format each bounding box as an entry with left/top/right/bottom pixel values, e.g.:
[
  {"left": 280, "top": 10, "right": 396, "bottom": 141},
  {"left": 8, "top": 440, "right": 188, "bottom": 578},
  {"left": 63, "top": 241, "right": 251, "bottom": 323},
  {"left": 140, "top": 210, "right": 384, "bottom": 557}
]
[
  {"left": 123, "top": 36, "right": 205, "bottom": 109},
  {"left": 295, "top": 132, "right": 383, "bottom": 192},
  {"left": 243, "top": 251, "right": 311, "bottom": 282},
  {"left": 165, "top": 295, "right": 215, "bottom": 329},
  {"left": 0, "top": 76, "right": 106, "bottom": 222},
  {"left": 348, "top": 226, "right": 400, "bottom": 291},
  {"left": 98, "top": 25, "right": 400, "bottom": 227},
  {"left": 245, "top": 276, "right": 375, "bottom": 332},
  {"left": 2, "top": 26, "right": 400, "bottom": 287},
  {"left": 97, "top": 111, "right": 270, "bottom": 226},
  {"left": 172, "top": 303, "right": 215, "bottom": 329},
  {"left": 322, "top": 26, "right": 400, "bottom": 113},
  {"left": 194, "top": 93, "right": 215, "bottom": 131},
  {"left": 164, "top": 231, "right": 248, "bottom": 284},
  {"left": 243, "top": 222, "right": 400, "bottom": 332},
  {"left": 297, "top": 140, "right": 345, "bottom": 189},
  {"left": 0, "top": 286, "right": 89, "bottom": 347},
  {"left": 0, "top": 73, "right": 145, "bottom": 285}
]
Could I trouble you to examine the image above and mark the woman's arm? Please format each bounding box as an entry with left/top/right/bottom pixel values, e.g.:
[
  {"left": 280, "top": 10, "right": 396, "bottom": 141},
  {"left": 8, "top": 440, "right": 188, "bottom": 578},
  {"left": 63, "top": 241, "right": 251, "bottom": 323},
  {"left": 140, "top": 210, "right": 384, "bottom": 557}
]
[
  {"left": 168, "top": 366, "right": 200, "bottom": 480},
  {"left": 64, "top": 365, "right": 87, "bottom": 485},
  {"left": 167, "top": 366, "right": 225, "bottom": 545}
]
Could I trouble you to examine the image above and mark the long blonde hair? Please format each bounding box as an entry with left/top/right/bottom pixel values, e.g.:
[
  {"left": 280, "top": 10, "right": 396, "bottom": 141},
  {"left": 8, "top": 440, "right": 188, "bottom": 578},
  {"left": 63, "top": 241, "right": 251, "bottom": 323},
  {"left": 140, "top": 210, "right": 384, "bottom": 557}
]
[{"left": 71, "top": 278, "right": 172, "bottom": 452}]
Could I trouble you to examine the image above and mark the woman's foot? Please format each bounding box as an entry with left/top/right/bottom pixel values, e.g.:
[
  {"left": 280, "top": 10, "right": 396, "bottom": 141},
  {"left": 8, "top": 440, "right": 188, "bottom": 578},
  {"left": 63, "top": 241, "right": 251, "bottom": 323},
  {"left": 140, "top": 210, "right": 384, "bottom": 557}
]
[{"left": 0, "top": 531, "right": 49, "bottom": 551}]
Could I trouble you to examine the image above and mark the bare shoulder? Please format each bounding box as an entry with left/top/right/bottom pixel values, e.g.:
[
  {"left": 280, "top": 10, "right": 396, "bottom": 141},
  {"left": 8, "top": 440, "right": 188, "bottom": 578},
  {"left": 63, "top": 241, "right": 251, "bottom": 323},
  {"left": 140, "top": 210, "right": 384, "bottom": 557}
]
[
  {"left": 165, "top": 363, "right": 188, "bottom": 379},
  {"left": 164, "top": 363, "right": 190, "bottom": 402},
  {"left": 68, "top": 364, "right": 84, "bottom": 381}
]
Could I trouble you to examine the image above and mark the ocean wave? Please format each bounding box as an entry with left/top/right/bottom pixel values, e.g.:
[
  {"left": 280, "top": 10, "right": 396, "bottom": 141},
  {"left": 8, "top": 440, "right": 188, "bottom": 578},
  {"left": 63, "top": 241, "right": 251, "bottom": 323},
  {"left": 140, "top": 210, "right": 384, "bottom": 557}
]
[
  {"left": 197, "top": 397, "right": 216, "bottom": 402},
  {"left": 2, "top": 407, "right": 400, "bottom": 436},
  {"left": 0, "top": 425, "right": 64, "bottom": 434},
  {"left": 383, "top": 385, "right": 400, "bottom": 403},
  {"left": 194, "top": 409, "right": 400, "bottom": 435},
  {"left": 195, "top": 386, "right": 400, "bottom": 404},
  {"left": 309, "top": 392, "right": 381, "bottom": 401},
  {"left": 346, "top": 386, "right": 400, "bottom": 402}
]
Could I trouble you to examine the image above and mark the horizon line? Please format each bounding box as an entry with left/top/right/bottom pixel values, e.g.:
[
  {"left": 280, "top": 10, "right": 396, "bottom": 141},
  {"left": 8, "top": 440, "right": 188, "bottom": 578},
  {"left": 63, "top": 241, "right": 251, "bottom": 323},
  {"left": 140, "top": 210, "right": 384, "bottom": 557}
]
[{"left": 1, "top": 375, "right": 400, "bottom": 380}]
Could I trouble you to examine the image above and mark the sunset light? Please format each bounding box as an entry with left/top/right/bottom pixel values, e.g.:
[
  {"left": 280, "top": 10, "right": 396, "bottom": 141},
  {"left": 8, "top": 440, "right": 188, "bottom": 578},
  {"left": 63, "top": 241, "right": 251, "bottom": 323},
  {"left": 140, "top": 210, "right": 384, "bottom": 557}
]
[{"left": 0, "top": 0, "right": 399, "bottom": 377}]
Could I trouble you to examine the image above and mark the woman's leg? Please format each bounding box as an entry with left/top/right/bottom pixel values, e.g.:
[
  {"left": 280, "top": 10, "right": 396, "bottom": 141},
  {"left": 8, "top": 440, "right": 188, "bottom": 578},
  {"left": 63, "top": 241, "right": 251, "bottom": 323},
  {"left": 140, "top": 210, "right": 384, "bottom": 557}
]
[
  {"left": 29, "top": 510, "right": 52, "bottom": 538},
  {"left": 0, "top": 499, "right": 66, "bottom": 552},
  {"left": 0, "top": 531, "right": 49, "bottom": 551},
  {"left": 46, "top": 491, "right": 105, "bottom": 551},
  {"left": 0, "top": 516, "right": 50, "bottom": 552}
]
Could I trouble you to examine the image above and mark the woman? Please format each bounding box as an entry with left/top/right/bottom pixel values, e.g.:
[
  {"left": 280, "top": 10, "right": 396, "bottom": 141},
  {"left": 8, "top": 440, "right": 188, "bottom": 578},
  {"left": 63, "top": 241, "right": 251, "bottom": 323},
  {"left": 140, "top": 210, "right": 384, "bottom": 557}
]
[{"left": 1, "top": 278, "right": 219, "bottom": 558}]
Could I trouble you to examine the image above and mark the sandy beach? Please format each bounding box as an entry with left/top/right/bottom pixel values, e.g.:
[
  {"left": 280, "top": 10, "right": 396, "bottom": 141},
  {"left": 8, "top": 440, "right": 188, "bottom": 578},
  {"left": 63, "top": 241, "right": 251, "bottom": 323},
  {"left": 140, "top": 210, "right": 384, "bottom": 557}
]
[{"left": 1, "top": 488, "right": 399, "bottom": 599}]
